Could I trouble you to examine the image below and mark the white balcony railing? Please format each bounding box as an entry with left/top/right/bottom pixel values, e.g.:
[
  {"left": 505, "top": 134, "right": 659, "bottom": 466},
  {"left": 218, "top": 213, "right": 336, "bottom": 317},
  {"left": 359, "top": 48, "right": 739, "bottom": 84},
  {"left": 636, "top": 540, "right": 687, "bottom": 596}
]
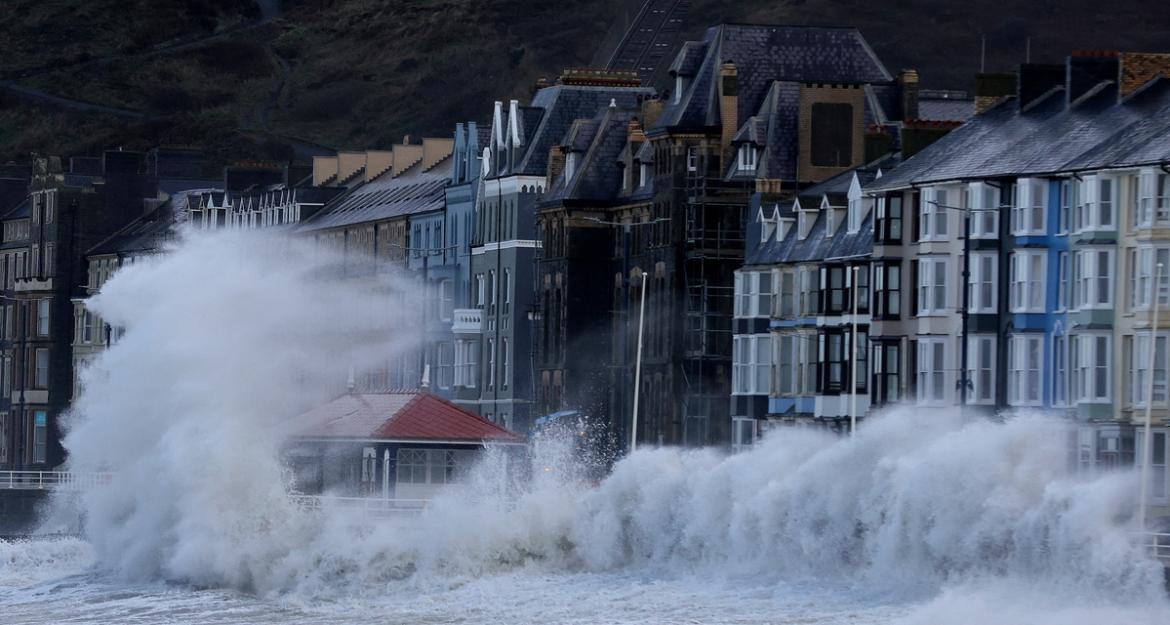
[
  {"left": 0, "top": 471, "right": 111, "bottom": 490},
  {"left": 451, "top": 308, "right": 484, "bottom": 334},
  {"left": 289, "top": 495, "right": 428, "bottom": 516}
]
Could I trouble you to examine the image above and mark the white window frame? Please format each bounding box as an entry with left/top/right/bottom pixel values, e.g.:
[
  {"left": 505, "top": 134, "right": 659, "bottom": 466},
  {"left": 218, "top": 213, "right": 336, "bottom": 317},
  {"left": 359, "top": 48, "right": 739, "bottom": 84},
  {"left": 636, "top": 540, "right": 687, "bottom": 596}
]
[
  {"left": 1072, "top": 333, "right": 1111, "bottom": 404},
  {"left": 919, "top": 187, "right": 950, "bottom": 241},
  {"left": 1135, "top": 428, "right": 1169, "bottom": 505},
  {"left": 1137, "top": 168, "right": 1170, "bottom": 227},
  {"left": 1007, "top": 334, "right": 1043, "bottom": 406},
  {"left": 1131, "top": 332, "right": 1170, "bottom": 408},
  {"left": 916, "top": 337, "right": 948, "bottom": 406},
  {"left": 1009, "top": 250, "right": 1046, "bottom": 313},
  {"left": 966, "top": 334, "right": 996, "bottom": 405},
  {"left": 732, "top": 417, "right": 756, "bottom": 453},
  {"left": 734, "top": 270, "right": 773, "bottom": 319},
  {"left": 736, "top": 145, "right": 758, "bottom": 172},
  {"left": 1130, "top": 246, "right": 1170, "bottom": 311},
  {"left": 967, "top": 182, "right": 999, "bottom": 238},
  {"left": 1073, "top": 248, "right": 1113, "bottom": 310},
  {"left": 968, "top": 251, "right": 997, "bottom": 313},
  {"left": 732, "top": 334, "right": 772, "bottom": 395},
  {"left": 917, "top": 257, "right": 949, "bottom": 316},
  {"left": 1074, "top": 174, "right": 1117, "bottom": 233},
  {"left": 1011, "top": 178, "right": 1047, "bottom": 236},
  {"left": 1053, "top": 333, "right": 1069, "bottom": 407}
]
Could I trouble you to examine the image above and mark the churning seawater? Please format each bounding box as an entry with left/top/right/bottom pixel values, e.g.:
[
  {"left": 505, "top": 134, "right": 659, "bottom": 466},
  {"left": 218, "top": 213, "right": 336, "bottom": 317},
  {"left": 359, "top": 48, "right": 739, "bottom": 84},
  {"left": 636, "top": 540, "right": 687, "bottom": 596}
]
[{"left": 1, "top": 231, "right": 1167, "bottom": 624}]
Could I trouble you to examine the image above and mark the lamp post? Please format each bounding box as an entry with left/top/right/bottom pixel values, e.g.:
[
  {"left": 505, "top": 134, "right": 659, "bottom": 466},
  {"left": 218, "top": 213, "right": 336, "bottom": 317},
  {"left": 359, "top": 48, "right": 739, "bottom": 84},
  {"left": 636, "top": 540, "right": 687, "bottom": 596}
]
[
  {"left": 631, "top": 271, "right": 647, "bottom": 453},
  {"left": 1138, "top": 262, "right": 1164, "bottom": 533},
  {"left": 850, "top": 265, "right": 859, "bottom": 436}
]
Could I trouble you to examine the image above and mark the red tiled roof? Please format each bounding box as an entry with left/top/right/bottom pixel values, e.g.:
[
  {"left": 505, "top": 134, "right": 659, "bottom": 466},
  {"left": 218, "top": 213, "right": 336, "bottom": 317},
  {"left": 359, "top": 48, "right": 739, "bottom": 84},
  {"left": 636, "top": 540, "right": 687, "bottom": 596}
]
[{"left": 289, "top": 391, "right": 523, "bottom": 443}]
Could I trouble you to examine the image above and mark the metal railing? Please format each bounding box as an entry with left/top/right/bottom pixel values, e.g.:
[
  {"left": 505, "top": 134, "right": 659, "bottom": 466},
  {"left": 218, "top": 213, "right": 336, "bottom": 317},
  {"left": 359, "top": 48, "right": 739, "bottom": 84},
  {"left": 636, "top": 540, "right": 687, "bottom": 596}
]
[
  {"left": 1140, "top": 531, "right": 1170, "bottom": 563},
  {"left": 289, "top": 495, "right": 429, "bottom": 516},
  {"left": 0, "top": 471, "right": 111, "bottom": 490}
]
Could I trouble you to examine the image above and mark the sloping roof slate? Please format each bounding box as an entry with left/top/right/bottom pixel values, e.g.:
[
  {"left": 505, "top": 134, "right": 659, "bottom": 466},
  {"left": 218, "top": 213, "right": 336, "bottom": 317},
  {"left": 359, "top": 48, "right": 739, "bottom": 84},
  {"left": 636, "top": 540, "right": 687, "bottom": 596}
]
[{"left": 299, "top": 160, "right": 452, "bottom": 231}]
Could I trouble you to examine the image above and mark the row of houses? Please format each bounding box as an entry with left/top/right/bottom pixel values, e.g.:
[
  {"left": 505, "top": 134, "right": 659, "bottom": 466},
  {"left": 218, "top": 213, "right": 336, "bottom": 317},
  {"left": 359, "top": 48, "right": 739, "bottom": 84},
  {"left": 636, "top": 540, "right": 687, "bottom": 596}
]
[
  {"left": 732, "top": 51, "right": 1170, "bottom": 514},
  {"left": 1, "top": 23, "right": 1168, "bottom": 509}
]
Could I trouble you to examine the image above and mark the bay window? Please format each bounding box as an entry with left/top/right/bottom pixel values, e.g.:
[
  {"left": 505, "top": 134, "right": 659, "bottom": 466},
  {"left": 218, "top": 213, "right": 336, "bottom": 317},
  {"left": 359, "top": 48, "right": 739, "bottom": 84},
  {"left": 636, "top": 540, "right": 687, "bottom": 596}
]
[
  {"left": 1131, "top": 333, "right": 1169, "bottom": 407},
  {"left": 968, "top": 252, "right": 997, "bottom": 313},
  {"left": 1129, "top": 246, "right": 1170, "bottom": 310},
  {"left": 1074, "top": 248, "right": 1113, "bottom": 310},
  {"left": 1072, "top": 334, "right": 1111, "bottom": 403},
  {"left": 734, "top": 271, "right": 774, "bottom": 318},
  {"left": 967, "top": 182, "right": 999, "bottom": 238},
  {"left": 732, "top": 334, "right": 772, "bottom": 395},
  {"left": 777, "top": 270, "right": 796, "bottom": 318},
  {"left": 872, "top": 340, "right": 901, "bottom": 406},
  {"left": 967, "top": 334, "right": 996, "bottom": 404},
  {"left": 875, "top": 195, "right": 903, "bottom": 244},
  {"left": 916, "top": 338, "right": 948, "bottom": 405},
  {"left": 776, "top": 334, "right": 796, "bottom": 395},
  {"left": 1007, "top": 334, "right": 1043, "bottom": 406},
  {"left": 1011, "top": 178, "right": 1047, "bottom": 235},
  {"left": 920, "top": 187, "right": 950, "bottom": 240},
  {"left": 1135, "top": 429, "right": 1168, "bottom": 504},
  {"left": 873, "top": 262, "right": 901, "bottom": 319},
  {"left": 917, "top": 257, "right": 948, "bottom": 315},
  {"left": 1074, "top": 175, "right": 1116, "bottom": 232},
  {"left": 1053, "top": 334, "right": 1068, "bottom": 406},
  {"left": 1137, "top": 168, "right": 1170, "bottom": 226},
  {"left": 798, "top": 266, "right": 820, "bottom": 316},
  {"left": 1057, "top": 251, "right": 1070, "bottom": 312},
  {"left": 1059, "top": 179, "right": 1075, "bottom": 234},
  {"left": 1009, "top": 250, "right": 1046, "bottom": 313},
  {"left": 823, "top": 266, "right": 846, "bottom": 314}
]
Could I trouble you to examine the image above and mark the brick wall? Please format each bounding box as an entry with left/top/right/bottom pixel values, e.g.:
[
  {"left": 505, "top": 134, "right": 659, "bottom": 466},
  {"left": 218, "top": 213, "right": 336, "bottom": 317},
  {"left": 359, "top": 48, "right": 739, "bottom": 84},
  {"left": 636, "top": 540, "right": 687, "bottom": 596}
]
[
  {"left": 797, "top": 84, "right": 865, "bottom": 184},
  {"left": 1119, "top": 52, "right": 1170, "bottom": 97}
]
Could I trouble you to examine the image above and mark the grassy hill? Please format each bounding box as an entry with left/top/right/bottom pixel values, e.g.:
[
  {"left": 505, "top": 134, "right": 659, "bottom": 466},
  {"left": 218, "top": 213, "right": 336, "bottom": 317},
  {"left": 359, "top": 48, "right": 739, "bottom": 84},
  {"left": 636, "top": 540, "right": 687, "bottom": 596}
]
[{"left": 2, "top": 0, "right": 1168, "bottom": 166}]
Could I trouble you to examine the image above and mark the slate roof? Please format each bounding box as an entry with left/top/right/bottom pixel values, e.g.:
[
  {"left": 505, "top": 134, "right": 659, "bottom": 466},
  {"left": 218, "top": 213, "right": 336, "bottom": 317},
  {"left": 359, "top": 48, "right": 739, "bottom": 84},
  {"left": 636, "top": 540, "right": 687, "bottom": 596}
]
[
  {"left": 747, "top": 167, "right": 881, "bottom": 267},
  {"left": 724, "top": 80, "right": 802, "bottom": 180},
  {"left": 2, "top": 197, "right": 29, "bottom": 220},
  {"left": 656, "top": 24, "right": 894, "bottom": 132},
  {"left": 543, "top": 107, "right": 640, "bottom": 204},
  {"left": 917, "top": 90, "right": 975, "bottom": 122},
  {"left": 87, "top": 188, "right": 215, "bottom": 256},
  {"left": 288, "top": 391, "right": 523, "bottom": 443},
  {"left": 868, "top": 77, "right": 1170, "bottom": 192},
  {"left": 299, "top": 158, "right": 452, "bottom": 231},
  {"left": 503, "top": 84, "right": 653, "bottom": 177}
]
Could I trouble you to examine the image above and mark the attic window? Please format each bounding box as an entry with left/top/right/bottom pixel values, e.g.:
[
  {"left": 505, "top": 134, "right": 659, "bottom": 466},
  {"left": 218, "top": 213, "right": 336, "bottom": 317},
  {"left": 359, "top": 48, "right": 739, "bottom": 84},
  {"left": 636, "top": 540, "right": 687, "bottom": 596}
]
[
  {"left": 760, "top": 211, "right": 777, "bottom": 243},
  {"left": 737, "top": 145, "right": 758, "bottom": 172}
]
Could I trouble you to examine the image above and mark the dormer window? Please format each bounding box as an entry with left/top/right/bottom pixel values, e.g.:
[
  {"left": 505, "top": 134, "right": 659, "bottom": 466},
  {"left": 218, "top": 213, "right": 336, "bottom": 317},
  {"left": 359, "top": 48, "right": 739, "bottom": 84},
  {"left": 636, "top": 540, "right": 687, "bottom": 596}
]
[
  {"left": 640, "top": 163, "right": 650, "bottom": 187},
  {"left": 674, "top": 75, "right": 685, "bottom": 104},
  {"left": 565, "top": 153, "right": 578, "bottom": 181},
  {"left": 798, "top": 209, "right": 815, "bottom": 241},
  {"left": 736, "top": 145, "right": 758, "bottom": 172},
  {"left": 759, "top": 209, "right": 776, "bottom": 243},
  {"left": 623, "top": 163, "right": 631, "bottom": 190}
]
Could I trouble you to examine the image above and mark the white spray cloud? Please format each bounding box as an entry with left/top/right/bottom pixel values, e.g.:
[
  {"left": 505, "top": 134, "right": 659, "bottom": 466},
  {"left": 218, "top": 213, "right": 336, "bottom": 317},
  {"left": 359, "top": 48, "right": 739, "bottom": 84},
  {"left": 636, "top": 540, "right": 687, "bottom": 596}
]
[{"left": 41, "top": 228, "right": 1170, "bottom": 621}]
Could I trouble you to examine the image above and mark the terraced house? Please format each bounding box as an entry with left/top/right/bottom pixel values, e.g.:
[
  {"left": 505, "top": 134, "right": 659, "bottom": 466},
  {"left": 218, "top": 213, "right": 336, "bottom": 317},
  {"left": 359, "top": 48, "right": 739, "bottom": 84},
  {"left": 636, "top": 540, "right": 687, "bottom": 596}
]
[{"left": 858, "top": 51, "right": 1170, "bottom": 512}]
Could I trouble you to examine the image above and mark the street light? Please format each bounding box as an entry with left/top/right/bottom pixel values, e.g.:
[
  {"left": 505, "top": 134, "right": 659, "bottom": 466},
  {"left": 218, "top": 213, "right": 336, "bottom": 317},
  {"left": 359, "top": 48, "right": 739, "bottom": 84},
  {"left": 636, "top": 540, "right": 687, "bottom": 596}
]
[
  {"left": 850, "top": 265, "right": 859, "bottom": 436},
  {"left": 1138, "top": 262, "right": 1164, "bottom": 533}
]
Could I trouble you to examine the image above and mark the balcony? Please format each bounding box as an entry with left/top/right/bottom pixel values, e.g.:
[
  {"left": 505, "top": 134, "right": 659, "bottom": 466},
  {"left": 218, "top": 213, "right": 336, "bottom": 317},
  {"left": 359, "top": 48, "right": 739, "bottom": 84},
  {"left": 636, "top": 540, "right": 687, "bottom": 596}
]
[{"left": 451, "top": 308, "right": 483, "bottom": 334}]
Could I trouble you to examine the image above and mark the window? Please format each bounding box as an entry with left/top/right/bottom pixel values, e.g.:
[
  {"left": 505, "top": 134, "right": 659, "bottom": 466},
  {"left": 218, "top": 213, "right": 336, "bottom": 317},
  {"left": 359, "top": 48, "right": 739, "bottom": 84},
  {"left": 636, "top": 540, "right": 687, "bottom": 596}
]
[
  {"left": 847, "top": 196, "right": 865, "bottom": 234},
  {"left": 1007, "top": 335, "right": 1043, "bottom": 406},
  {"left": 968, "top": 252, "right": 998, "bottom": 313},
  {"left": 34, "top": 348, "right": 49, "bottom": 389},
  {"left": 475, "top": 274, "right": 485, "bottom": 308},
  {"left": 961, "top": 335, "right": 993, "bottom": 404},
  {"left": 917, "top": 257, "right": 948, "bottom": 315},
  {"left": 1057, "top": 252, "right": 1070, "bottom": 312},
  {"left": 1060, "top": 179, "right": 1075, "bottom": 233},
  {"left": 439, "top": 279, "right": 454, "bottom": 321},
  {"left": 732, "top": 334, "right": 771, "bottom": 395},
  {"left": 437, "top": 342, "right": 454, "bottom": 389},
  {"left": 810, "top": 102, "right": 854, "bottom": 167},
  {"left": 760, "top": 209, "right": 777, "bottom": 243},
  {"left": 736, "top": 145, "right": 758, "bottom": 172},
  {"left": 732, "top": 417, "right": 756, "bottom": 453},
  {"left": 36, "top": 299, "right": 50, "bottom": 336},
  {"left": 798, "top": 266, "right": 819, "bottom": 316},
  {"left": 486, "top": 338, "right": 495, "bottom": 389},
  {"left": 0, "top": 412, "right": 7, "bottom": 465},
  {"left": 819, "top": 331, "right": 846, "bottom": 393},
  {"left": 734, "top": 271, "right": 773, "bottom": 318},
  {"left": 395, "top": 449, "right": 428, "bottom": 484},
  {"left": 501, "top": 338, "right": 510, "bottom": 390},
  {"left": 919, "top": 188, "right": 950, "bottom": 240},
  {"left": 1073, "top": 248, "right": 1113, "bottom": 309},
  {"left": 1130, "top": 247, "right": 1170, "bottom": 311},
  {"left": 1138, "top": 169, "right": 1170, "bottom": 226},
  {"left": 454, "top": 339, "right": 478, "bottom": 388},
  {"left": 967, "top": 182, "right": 999, "bottom": 238},
  {"left": 1053, "top": 335, "right": 1068, "bottom": 406},
  {"left": 874, "top": 262, "right": 901, "bottom": 319},
  {"left": 875, "top": 195, "right": 903, "bottom": 244},
  {"left": 1011, "top": 178, "right": 1047, "bottom": 235},
  {"left": 1072, "top": 334, "right": 1111, "bottom": 403},
  {"left": 1074, "top": 175, "right": 1116, "bottom": 232},
  {"left": 823, "top": 266, "right": 846, "bottom": 314},
  {"left": 686, "top": 146, "right": 698, "bottom": 172},
  {"left": 777, "top": 270, "right": 796, "bottom": 318},
  {"left": 32, "top": 410, "right": 47, "bottom": 464},
  {"left": 916, "top": 338, "right": 947, "bottom": 405},
  {"left": 44, "top": 243, "right": 53, "bottom": 276},
  {"left": 1136, "top": 430, "right": 1168, "bottom": 504},
  {"left": 1131, "top": 333, "right": 1169, "bottom": 407},
  {"left": 872, "top": 341, "right": 901, "bottom": 406},
  {"left": 1009, "top": 250, "right": 1046, "bottom": 313},
  {"left": 1, "top": 356, "right": 10, "bottom": 398},
  {"left": 503, "top": 270, "right": 511, "bottom": 314}
]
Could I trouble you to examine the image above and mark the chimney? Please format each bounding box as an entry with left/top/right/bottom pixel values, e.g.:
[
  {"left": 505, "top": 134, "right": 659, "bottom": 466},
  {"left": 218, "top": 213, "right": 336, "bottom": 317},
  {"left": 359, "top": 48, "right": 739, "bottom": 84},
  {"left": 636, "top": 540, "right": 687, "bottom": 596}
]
[
  {"left": 1017, "top": 64, "right": 1065, "bottom": 110},
  {"left": 533, "top": 76, "right": 550, "bottom": 95},
  {"left": 974, "top": 72, "right": 1017, "bottom": 114},
  {"left": 1066, "top": 51, "right": 1119, "bottom": 106},
  {"left": 547, "top": 146, "right": 566, "bottom": 182},
  {"left": 628, "top": 118, "right": 645, "bottom": 143},
  {"left": 898, "top": 69, "right": 920, "bottom": 120},
  {"left": 641, "top": 98, "right": 664, "bottom": 129},
  {"left": 718, "top": 61, "right": 739, "bottom": 154},
  {"left": 1118, "top": 52, "right": 1170, "bottom": 99}
]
